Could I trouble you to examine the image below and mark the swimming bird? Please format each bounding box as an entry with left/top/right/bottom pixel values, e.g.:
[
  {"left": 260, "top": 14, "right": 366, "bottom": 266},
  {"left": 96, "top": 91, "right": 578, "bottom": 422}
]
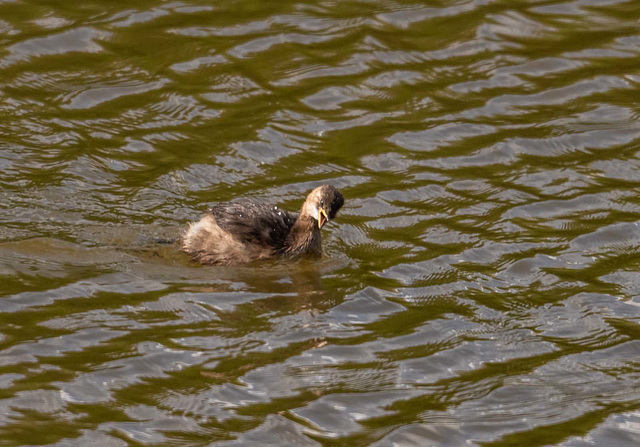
[{"left": 182, "top": 185, "right": 344, "bottom": 265}]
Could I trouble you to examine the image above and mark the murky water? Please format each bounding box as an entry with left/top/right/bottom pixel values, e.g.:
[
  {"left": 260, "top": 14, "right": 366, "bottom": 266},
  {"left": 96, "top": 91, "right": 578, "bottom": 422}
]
[{"left": 2, "top": 0, "right": 640, "bottom": 445}]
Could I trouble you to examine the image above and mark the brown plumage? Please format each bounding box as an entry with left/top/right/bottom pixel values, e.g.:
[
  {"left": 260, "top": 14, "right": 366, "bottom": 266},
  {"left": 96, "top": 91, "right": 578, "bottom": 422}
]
[{"left": 182, "top": 185, "right": 344, "bottom": 265}]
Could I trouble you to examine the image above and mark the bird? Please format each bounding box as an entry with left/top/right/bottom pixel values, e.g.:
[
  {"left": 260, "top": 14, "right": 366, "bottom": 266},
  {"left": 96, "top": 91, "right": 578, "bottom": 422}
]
[{"left": 181, "top": 185, "right": 344, "bottom": 265}]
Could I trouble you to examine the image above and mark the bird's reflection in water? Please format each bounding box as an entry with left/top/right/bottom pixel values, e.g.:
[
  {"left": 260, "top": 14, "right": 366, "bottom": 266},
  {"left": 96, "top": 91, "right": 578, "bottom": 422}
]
[
  {"left": 180, "top": 258, "right": 345, "bottom": 320},
  {"left": 175, "top": 259, "right": 345, "bottom": 384}
]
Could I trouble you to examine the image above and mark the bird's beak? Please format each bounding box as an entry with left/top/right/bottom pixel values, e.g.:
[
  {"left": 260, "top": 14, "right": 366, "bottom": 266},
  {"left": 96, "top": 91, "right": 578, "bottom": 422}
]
[{"left": 318, "top": 208, "right": 328, "bottom": 228}]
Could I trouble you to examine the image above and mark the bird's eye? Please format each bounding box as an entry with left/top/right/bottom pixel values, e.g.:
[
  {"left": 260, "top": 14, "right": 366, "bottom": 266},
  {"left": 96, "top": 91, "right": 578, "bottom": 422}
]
[{"left": 320, "top": 199, "right": 324, "bottom": 206}]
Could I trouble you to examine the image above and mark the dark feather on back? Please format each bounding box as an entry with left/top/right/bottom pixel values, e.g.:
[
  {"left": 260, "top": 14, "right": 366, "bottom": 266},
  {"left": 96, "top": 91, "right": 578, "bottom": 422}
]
[{"left": 211, "top": 202, "right": 298, "bottom": 249}]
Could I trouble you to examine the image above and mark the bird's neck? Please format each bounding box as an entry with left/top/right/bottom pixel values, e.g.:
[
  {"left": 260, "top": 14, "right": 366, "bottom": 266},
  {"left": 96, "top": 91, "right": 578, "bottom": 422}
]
[{"left": 284, "top": 214, "right": 322, "bottom": 256}]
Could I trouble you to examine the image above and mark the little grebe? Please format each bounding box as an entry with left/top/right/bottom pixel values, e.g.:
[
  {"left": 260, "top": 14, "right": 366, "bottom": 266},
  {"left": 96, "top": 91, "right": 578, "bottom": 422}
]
[{"left": 182, "top": 185, "right": 344, "bottom": 265}]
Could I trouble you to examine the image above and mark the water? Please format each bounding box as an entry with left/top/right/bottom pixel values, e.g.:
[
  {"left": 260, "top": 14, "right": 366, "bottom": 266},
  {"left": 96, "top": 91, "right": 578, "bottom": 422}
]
[{"left": 1, "top": 0, "right": 640, "bottom": 445}]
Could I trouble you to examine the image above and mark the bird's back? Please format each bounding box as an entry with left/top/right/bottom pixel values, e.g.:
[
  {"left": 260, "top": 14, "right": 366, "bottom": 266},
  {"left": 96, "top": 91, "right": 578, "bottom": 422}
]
[{"left": 211, "top": 202, "right": 298, "bottom": 251}]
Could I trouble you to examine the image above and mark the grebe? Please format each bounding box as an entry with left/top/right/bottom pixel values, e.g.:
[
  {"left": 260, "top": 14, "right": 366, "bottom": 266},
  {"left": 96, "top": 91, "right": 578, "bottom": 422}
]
[{"left": 182, "top": 185, "right": 344, "bottom": 265}]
